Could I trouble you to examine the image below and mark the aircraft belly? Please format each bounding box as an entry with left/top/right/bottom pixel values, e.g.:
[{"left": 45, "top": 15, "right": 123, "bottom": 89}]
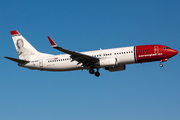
[{"left": 44, "top": 61, "right": 81, "bottom": 71}]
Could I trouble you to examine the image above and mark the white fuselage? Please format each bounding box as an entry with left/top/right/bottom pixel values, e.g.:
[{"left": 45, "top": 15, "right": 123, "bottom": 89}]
[{"left": 22, "top": 46, "right": 136, "bottom": 71}]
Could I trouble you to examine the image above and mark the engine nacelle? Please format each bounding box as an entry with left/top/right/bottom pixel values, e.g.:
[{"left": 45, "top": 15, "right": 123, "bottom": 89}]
[
  {"left": 99, "top": 58, "right": 117, "bottom": 67},
  {"left": 105, "top": 65, "right": 126, "bottom": 72}
]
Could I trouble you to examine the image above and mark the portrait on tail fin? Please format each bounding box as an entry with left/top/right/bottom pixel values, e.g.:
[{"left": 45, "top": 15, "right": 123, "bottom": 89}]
[
  {"left": 16, "top": 39, "right": 24, "bottom": 56},
  {"left": 16, "top": 39, "right": 32, "bottom": 60}
]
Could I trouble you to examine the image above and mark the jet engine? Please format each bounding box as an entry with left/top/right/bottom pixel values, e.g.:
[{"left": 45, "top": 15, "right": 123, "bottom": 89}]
[{"left": 99, "top": 58, "right": 117, "bottom": 67}]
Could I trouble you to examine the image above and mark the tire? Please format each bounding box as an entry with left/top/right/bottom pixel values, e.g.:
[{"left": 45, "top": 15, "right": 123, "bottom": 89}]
[
  {"left": 95, "top": 72, "right": 100, "bottom": 77},
  {"left": 160, "top": 64, "right": 163, "bottom": 67},
  {"left": 89, "top": 69, "right": 95, "bottom": 74}
]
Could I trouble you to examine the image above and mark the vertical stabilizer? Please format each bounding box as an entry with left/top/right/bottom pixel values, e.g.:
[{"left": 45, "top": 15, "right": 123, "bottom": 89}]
[{"left": 10, "top": 30, "right": 50, "bottom": 60}]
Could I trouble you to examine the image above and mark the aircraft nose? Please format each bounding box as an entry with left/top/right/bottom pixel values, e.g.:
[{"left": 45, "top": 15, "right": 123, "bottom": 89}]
[{"left": 171, "top": 49, "right": 178, "bottom": 56}]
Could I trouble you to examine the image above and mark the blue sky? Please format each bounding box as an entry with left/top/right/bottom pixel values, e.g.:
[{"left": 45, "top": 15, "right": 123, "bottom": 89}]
[{"left": 0, "top": 0, "right": 180, "bottom": 120}]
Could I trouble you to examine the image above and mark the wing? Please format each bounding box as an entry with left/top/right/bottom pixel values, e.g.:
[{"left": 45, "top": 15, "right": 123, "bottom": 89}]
[
  {"left": 4, "top": 56, "right": 29, "bottom": 64},
  {"left": 47, "top": 36, "right": 99, "bottom": 66}
]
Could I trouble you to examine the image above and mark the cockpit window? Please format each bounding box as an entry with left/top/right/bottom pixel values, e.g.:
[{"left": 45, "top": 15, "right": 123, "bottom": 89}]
[{"left": 163, "top": 47, "right": 170, "bottom": 49}]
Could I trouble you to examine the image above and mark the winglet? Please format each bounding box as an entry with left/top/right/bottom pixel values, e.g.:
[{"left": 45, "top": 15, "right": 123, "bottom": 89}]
[
  {"left": 10, "top": 30, "right": 20, "bottom": 36},
  {"left": 47, "top": 36, "right": 57, "bottom": 47}
]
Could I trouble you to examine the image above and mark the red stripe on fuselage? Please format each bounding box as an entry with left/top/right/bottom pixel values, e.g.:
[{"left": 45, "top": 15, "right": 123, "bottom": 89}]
[{"left": 135, "top": 45, "right": 175, "bottom": 63}]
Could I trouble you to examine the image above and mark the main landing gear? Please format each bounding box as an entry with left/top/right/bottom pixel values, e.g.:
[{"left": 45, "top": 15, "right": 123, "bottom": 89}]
[{"left": 89, "top": 68, "right": 100, "bottom": 77}]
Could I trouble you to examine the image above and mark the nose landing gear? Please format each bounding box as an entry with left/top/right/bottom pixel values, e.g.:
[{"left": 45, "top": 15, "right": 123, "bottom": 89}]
[
  {"left": 159, "top": 63, "right": 163, "bottom": 67},
  {"left": 159, "top": 58, "right": 169, "bottom": 67}
]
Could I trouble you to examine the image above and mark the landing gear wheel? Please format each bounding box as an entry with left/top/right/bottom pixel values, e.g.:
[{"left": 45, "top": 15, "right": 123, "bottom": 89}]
[
  {"left": 95, "top": 71, "right": 100, "bottom": 77},
  {"left": 89, "top": 69, "right": 95, "bottom": 74},
  {"left": 160, "top": 64, "right": 163, "bottom": 67}
]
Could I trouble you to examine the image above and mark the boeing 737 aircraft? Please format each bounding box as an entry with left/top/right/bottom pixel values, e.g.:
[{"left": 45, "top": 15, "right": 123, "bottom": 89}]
[{"left": 4, "top": 30, "right": 178, "bottom": 77}]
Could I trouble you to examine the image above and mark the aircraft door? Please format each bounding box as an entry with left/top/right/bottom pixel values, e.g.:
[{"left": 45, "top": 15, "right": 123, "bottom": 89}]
[
  {"left": 154, "top": 46, "right": 159, "bottom": 57},
  {"left": 39, "top": 59, "right": 43, "bottom": 67}
]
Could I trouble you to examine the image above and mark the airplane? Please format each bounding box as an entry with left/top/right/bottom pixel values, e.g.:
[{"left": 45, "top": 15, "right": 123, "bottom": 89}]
[{"left": 4, "top": 30, "right": 178, "bottom": 77}]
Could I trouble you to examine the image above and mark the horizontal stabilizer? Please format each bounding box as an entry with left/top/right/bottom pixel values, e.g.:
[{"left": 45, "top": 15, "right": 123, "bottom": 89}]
[{"left": 4, "top": 56, "right": 29, "bottom": 64}]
